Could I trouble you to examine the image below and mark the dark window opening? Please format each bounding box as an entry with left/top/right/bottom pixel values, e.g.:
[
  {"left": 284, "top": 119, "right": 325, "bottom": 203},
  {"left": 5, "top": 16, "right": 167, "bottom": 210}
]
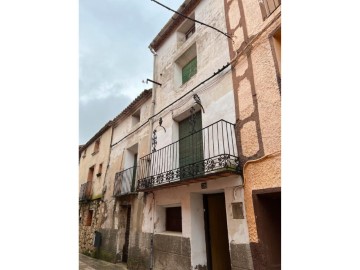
[
  {"left": 185, "top": 24, "right": 195, "bottom": 40},
  {"left": 253, "top": 191, "right": 281, "bottom": 269},
  {"left": 85, "top": 210, "right": 93, "bottom": 226},
  {"left": 166, "top": 207, "right": 182, "bottom": 232},
  {"left": 93, "top": 139, "right": 100, "bottom": 154},
  {"left": 97, "top": 163, "right": 103, "bottom": 177}
]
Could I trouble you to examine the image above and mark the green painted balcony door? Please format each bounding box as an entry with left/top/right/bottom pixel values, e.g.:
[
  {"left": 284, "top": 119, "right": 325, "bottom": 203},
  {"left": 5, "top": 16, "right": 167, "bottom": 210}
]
[{"left": 179, "top": 111, "right": 204, "bottom": 179}]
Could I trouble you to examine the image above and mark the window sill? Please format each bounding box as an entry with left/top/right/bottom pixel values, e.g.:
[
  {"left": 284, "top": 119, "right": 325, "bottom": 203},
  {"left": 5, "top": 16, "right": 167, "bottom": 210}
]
[
  {"left": 156, "top": 231, "right": 182, "bottom": 237},
  {"left": 91, "top": 151, "right": 99, "bottom": 156},
  {"left": 178, "top": 73, "right": 197, "bottom": 90}
]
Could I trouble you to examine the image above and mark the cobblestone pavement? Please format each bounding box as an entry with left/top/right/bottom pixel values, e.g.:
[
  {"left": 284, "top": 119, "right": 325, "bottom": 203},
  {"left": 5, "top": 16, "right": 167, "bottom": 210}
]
[{"left": 79, "top": 253, "right": 128, "bottom": 270}]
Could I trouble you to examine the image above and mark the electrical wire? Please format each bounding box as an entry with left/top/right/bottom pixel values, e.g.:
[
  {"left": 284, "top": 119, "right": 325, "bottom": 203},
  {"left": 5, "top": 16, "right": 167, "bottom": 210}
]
[
  {"left": 150, "top": 0, "right": 232, "bottom": 39},
  {"left": 153, "top": 67, "right": 232, "bottom": 122},
  {"left": 110, "top": 9, "right": 279, "bottom": 148},
  {"left": 111, "top": 62, "right": 230, "bottom": 148}
]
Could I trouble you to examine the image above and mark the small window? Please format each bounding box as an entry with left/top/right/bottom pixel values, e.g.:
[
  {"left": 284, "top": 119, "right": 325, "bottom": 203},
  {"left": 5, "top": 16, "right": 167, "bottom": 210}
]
[
  {"left": 175, "top": 43, "right": 197, "bottom": 87},
  {"left": 185, "top": 24, "right": 195, "bottom": 40},
  {"left": 82, "top": 148, "right": 86, "bottom": 158},
  {"left": 93, "top": 139, "right": 100, "bottom": 154},
  {"left": 182, "top": 57, "right": 197, "bottom": 84},
  {"left": 177, "top": 13, "right": 195, "bottom": 45},
  {"left": 96, "top": 163, "right": 103, "bottom": 177},
  {"left": 132, "top": 109, "right": 141, "bottom": 127},
  {"left": 85, "top": 210, "right": 93, "bottom": 226},
  {"left": 261, "top": 0, "right": 281, "bottom": 19},
  {"left": 166, "top": 207, "right": 182, "bottom": 232}
]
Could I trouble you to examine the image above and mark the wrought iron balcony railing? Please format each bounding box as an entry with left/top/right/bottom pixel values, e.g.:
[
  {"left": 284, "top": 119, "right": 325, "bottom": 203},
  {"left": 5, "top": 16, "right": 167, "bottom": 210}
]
[
  {"left": 137, "top": 119, "right": 241, "bottom": 191},
  {"left": 262, "top": 0, "right": 281, "bottom": 18},
  {"left": 113, "top": 166, "right": 138, "bottom": 197},
  {"left": 79, "top": 181, "right": 93, "bottom": 201}
]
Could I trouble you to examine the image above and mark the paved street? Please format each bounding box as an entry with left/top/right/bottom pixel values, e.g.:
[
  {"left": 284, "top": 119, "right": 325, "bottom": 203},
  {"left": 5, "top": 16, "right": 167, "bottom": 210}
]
[{"left": 79, "top": 253, "right": 128, "bottom": 270}]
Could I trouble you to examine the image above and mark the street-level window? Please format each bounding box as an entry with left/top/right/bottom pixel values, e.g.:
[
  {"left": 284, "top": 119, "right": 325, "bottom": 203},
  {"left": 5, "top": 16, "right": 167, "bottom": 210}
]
[
  {"left": 166, "top": 207, "right": 182, "bottom": 232},
  {"left": 85, "top": 210, "right": 93, "bottom": 226}
]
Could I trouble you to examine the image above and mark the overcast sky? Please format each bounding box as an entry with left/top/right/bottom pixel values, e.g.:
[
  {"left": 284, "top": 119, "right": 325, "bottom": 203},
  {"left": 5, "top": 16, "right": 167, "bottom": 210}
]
[{"left": 79, "top": 0, "right": 184, "bottom": 144}]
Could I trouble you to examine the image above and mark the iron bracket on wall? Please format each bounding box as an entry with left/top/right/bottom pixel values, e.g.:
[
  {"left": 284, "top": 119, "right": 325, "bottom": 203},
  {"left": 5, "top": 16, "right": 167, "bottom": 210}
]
[
  {"left": 151, "top": 117, "right": 166, "bottom": 153},
  {"left": 189, "top": 94, "right": 205, "bottom": 134}
]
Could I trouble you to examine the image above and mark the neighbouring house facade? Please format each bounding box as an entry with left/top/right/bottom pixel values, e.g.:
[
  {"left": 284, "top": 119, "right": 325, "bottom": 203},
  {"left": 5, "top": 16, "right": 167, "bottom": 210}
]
[
  {"left": 78, "top": 89, "right": 153, "bottom": 263},
  {"left": 223, "top": 0, "right": 281, "bottom": 269},
  {"left": 98, "top": 89, "right": 153, "bottom": 264},
  {"left": 79, "top": 121, "right": 113, "bottom": 256}
]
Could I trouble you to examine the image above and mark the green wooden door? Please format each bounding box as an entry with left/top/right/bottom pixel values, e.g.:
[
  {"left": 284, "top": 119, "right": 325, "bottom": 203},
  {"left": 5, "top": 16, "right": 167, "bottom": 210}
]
[{"left": 179, "top": 111, "right": 204, "bottom": 179}]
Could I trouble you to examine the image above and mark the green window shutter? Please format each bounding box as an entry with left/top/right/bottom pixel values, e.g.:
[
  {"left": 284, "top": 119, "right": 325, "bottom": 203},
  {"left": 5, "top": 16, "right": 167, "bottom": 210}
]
[{"left": 182, "top": 57, "right": 197, "bottom": 84}]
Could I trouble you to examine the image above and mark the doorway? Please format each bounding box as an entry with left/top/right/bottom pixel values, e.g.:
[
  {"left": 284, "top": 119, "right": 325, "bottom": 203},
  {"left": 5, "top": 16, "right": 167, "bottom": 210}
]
[
  {"left": 253, "top": 190, "right": 281, "bottom": 270},
  {"left": 179, "top": 111, "right": 204, "bottom": 179},
  {"left": 122, "top": 206, "right": 131, "bottom": 263},
  {"left": 203, "top": 193, "right": 231, "bottom": 270}
]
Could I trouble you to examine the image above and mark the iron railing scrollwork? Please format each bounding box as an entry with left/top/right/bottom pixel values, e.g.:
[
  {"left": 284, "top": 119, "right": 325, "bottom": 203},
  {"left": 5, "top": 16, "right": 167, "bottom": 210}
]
[
  {"left": 137, "top": 119, "right": 241, "bottom": 190},
  {"left": 113, "top": 166, "right": 138, "bottom": 196}
]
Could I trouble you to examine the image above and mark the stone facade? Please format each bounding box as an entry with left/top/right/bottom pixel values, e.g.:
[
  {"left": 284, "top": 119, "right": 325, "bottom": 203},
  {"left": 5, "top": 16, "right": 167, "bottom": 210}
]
[
  {"left": 79, "top": 199, "right": 104, "bottom": 256},
  {"left": 79, "top": 118, "right": 113, "bottom": 258}
]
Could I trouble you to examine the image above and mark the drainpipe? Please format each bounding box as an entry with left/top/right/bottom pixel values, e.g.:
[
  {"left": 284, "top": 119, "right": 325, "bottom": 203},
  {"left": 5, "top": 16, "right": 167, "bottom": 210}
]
[
  {"left": 148, "top": 45, "right": 158, "bottom": 154},
  {"left": 103, "top": 123, "right": 114, "bottom": 199},
  {"left": 148, "top": 45, "right": 158, "bottom": 270}
]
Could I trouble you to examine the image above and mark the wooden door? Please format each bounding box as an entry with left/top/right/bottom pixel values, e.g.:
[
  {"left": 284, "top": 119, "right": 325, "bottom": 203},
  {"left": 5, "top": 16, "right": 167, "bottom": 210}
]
[
  {"left": 204, "top": 193, "right": 231, "bottom": 270},
  {"left": 179, "top": 111, "right": 203, "bottom": 178}
]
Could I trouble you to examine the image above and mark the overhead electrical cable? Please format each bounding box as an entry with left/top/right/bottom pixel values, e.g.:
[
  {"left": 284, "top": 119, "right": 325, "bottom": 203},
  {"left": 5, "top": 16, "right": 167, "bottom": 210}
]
[
  {"left": 111, "top": 62, "right": 230, "bottom": 148},
  {"left": 150, "top": 0, "right": 233, "bottom": 39}
]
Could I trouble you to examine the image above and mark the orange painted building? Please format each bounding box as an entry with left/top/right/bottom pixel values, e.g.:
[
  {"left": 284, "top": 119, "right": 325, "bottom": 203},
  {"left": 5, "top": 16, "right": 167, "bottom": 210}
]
[{"left": 223, "top": 0, "right": 281, "bottom": 269}]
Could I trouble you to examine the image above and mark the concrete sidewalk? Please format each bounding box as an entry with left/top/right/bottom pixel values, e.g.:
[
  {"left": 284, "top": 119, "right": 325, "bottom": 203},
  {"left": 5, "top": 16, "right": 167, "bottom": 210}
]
[{"left": 79, "top": 253, "right": 128, "bottom": 270}]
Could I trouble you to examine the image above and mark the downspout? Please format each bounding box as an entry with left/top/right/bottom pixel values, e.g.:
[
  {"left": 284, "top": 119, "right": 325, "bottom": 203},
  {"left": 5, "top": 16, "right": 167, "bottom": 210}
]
[
  {"left": 148, "top": 45, "right": 157, "bottom": 153},
  {"left": 242, "top": 150, "right": 281, "bottom": 183},
  {"left": 102, "top": 123, "right": 114, "bottom": 200},
  {"left": 148, "top": 45, "right": 158, "bottom": 270}
]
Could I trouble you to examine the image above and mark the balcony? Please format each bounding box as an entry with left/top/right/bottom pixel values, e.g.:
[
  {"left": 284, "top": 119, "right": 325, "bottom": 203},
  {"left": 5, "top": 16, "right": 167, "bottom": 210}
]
[
  {"left": 113, "top": 166, "right": 138, "bottom": 197},
  {"left": 137, "top": 120, "right": 241, "bottom": 191},
  {"left": 79, "top": 181, "right": 93, "bottom": 201},
  {"left": 262, "top": 0, "right": 281, "bottom": 18}
]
